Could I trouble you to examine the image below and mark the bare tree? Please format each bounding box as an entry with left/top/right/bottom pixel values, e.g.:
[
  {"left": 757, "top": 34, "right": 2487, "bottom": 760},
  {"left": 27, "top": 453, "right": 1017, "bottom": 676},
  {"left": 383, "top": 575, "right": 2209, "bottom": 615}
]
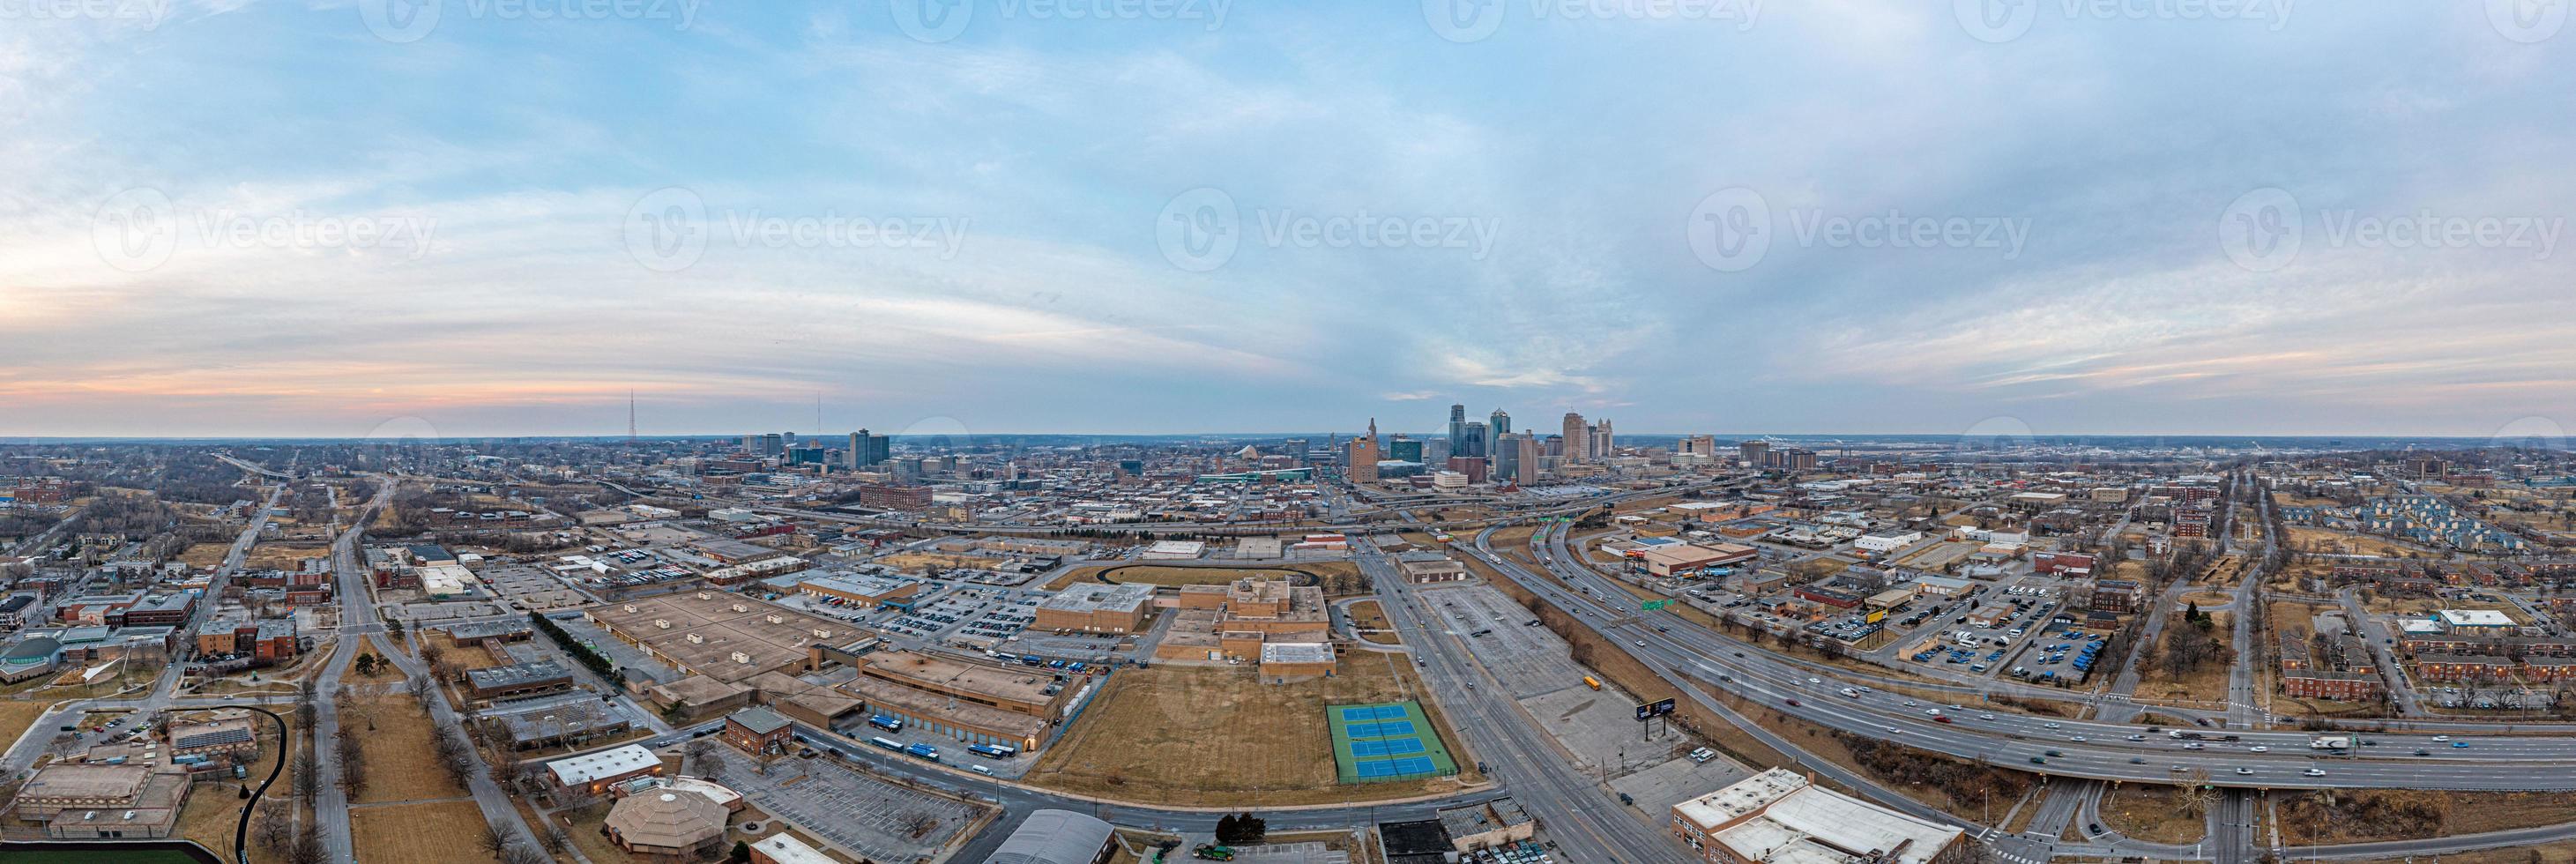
[
  {"left": 478, "top": 823, "right": 514, "bottom": 857},
  {"left": 290, "top": 753, "right": 318, "bottom": 802},
  {"left": 253, "top": 800, "right": 294, "bottom": 856},
  {"left": 502, "top": 845, "right": 550, "bottom": 864},
  {"left": 287, "top": 822, "right": 329, "bottom": 864}
]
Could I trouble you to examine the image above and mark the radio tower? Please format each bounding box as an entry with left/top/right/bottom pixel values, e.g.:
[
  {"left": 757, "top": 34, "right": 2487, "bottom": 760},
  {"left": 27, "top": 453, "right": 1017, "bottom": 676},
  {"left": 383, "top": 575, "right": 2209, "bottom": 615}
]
[{"left": 628, "top": 390, "right": 637, "bottom": 443}]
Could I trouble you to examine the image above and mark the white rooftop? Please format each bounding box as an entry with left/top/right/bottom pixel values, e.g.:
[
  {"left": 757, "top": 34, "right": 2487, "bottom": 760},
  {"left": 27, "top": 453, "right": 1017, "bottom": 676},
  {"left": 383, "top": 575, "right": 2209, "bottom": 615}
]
[
  {"left": 546, "top": 743, "right": 660, "bottom": 786},
  {"left": 751, "top": 833, "right": 838, "bottom": 864},
  {"left": 2437, "top": 609, "right": 2515, "bottom": 628},
  {"left": 1676, "top": 769, "right": 1962, "bottom": 864}
]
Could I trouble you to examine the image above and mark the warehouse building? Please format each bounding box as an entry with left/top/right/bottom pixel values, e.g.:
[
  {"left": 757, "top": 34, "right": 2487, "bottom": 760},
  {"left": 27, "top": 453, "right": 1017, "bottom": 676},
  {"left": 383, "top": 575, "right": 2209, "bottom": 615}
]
[
  {"left": 465, "top": 660, "right": 577, "bottom": 701},
  {"left": 1396, "top": 551, "right": 1470, "bottom": 584},
  {"left": 546, "top": 743, "right": 666, "bottom": 796}
]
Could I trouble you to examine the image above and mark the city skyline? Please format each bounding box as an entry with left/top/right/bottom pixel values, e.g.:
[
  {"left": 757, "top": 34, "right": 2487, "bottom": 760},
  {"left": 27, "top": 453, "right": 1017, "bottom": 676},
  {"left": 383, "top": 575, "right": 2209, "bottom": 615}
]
[{"left": 5, "top": 4, "right": 2572, "bottom": 438}]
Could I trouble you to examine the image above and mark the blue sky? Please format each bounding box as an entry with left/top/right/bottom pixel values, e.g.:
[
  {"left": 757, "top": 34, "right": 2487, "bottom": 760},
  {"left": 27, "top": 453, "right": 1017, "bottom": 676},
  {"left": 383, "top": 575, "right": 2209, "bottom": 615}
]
[{"left": 3, "top": 0, "right": 2572, "bottom": 439}]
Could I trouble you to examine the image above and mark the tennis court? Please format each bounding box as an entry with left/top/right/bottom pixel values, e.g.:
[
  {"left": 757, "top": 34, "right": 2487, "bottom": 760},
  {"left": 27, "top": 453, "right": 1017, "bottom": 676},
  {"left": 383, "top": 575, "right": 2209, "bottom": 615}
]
[{"left": 1328, "top": 701, "right": 1458, "bottom": 783}]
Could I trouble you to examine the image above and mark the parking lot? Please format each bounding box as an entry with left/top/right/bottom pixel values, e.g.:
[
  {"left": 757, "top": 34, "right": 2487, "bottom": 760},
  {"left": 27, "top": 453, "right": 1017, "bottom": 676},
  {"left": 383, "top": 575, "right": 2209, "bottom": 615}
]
[
  {"left": 822, "top": 715, "right": 1042, "bottom": 778},
  {"left": 1417, "top": 585, "right": 1587, "bottom": 699},
  {"left": 712, "top": 747, "right": 990, "bottom": 863},
  {"left": 479, "top": 562, "right": 592, "bottom": 610}
]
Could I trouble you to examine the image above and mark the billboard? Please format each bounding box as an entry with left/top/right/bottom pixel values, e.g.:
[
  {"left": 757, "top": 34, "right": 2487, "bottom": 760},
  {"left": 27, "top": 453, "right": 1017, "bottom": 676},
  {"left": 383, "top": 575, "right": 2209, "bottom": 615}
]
[
  {"left": 1634, "top": 698, "right": 1677, "bottom": 721},
  {"left": 1865, "top": 608, "right": 1888, "bottom": 623}
]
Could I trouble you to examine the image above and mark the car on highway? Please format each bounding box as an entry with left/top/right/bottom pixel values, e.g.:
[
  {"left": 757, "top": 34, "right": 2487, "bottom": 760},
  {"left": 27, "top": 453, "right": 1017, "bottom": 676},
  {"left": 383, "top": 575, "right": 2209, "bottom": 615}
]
[
  {"left": 2303, "top": 769, "right": 2327, "bottom": 777},
  {"left": 2248, "top": 746, "right": 2269, "bottom": 753},
  {"left": 1634, "top": 640, "right": 1647, "bottom": 647},
  {"left": 2129, "top": 757, "right": 2146, "bottom": 764},
  {"left": 2044, "top": 749, "right": 2064, "bottom": 757},
  {"left": 1785, "top": 698, "right": 1800, "bottom": 706},
  {"left": 2069, "top": 735, "right": 2086, "bottom": 742},
  {"left": 1979, "top": 714, "right": 1996, "bottom": 720},
  {"left": 2415, "top": 749, "right": 2431, "bottom": 756},
  {"left": 1807, "top": 677, "right": 1822, "bottom": 685},
  {"left": 2433, "top": 735, "right": 2452, "bottom": 741},
  {"left": 2029, "top": 756, "right": 2047, "bottom": 765},
  {"left": 2044, "top": 722, "right": 2061, "bottom": 729},
  {"left": 1934, "top": 716, "right": 1953, "bottom": 724},
  {"left": 2452, "top": 741, "right": 2470, "bottom": 749},
  {"left": 2236, "top": 768, "right": 2255, "bottom": 775}
]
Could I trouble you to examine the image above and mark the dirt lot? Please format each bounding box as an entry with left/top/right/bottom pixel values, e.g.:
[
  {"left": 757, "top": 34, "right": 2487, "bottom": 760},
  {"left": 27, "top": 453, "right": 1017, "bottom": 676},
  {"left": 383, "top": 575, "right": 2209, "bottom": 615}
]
[
  {"left": 2097, "top": 783, "right": 2207, "bottom": 844},
  {"left": 178, "top": 542, "right": 236, "bottom": 568},
  {"left": 353, "top": 800, "right": 498, "bottom": 864},
  {"left": 2283, "top": 527, "right": 2431, "bottom": 559},
  {"left": 875, "top": 551, "right": 1011, "bottom": 572},
  {"left": 1026, "top": 654, "right": 1483, "bottom": 807}
]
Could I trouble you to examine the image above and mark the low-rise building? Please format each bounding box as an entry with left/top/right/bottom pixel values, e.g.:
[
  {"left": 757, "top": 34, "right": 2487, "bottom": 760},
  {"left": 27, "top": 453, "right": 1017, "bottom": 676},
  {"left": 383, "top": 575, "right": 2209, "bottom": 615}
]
[
  {"left": 546, "top": 743, "right": 666, "bottom": 796},
  {"left": 1671, "top": 769, "right": 1968, "bottom": 864}
]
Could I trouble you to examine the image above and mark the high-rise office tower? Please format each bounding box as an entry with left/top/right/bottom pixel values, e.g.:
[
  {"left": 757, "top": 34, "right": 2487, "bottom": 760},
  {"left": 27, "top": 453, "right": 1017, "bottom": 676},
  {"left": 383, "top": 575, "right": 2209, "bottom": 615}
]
[
  {"left": 1682, "top": 435, "right": 1717, "bottom": 457},
  {"left": 1593, "top": 420, "right": 1613, "bottom": 459},
  {"left": 1515, "top": 435, "right": 1545, "bottom": 485},
  {"left": 1740, "top": 440, "right": 1771, "bottom": 468},
  {"left": 1486, "top": 409, "right": 1510, "bottom": 464},
  {"left": 1493, "top": 431, "right": 1523, "bottom": 480},
  {"left": 761, "top": 433, "right": 785, "bottom": 457},
  {"left": 1458, "top": 421, "right": 1487, "bottom": 458},
  {"left": 1561, "top": 413, "right": 1590, "bottom": 464},
  {"left": 847, "top": 429, "right": 890, "bottom": 469},
  {"left": 1283, "top": 438, "right": 1309, "bottom": 465},
  {"left": 1448, "top": 404, "right": 1466, "bottom": 457}
]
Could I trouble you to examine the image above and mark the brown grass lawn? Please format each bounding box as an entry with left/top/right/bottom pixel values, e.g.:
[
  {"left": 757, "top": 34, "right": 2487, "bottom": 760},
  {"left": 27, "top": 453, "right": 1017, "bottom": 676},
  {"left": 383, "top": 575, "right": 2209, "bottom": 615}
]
[
  {"left": 875, "top": 551, "right": 1009, "bottom": 572},
  {"left": 350, "top": 694, "right": 468, "bottom": 804},
  {"left": 1026, "top": 655, "right": 1483, "bottom": 807},
  {"left": 1346, "top": 600, "right": 1399, "bottom": 645},
  {"left": 178, "top": 542, "right": 236, "bottom": 568},
  {"left": 354, "top": 800, "right": 496, "bottom": 864},
  {"left": 2097, "top": 784, "right": 2207, "bottom": 844},
  {"left": 0, "top": 697, "right": 60, "bottom": 755}
]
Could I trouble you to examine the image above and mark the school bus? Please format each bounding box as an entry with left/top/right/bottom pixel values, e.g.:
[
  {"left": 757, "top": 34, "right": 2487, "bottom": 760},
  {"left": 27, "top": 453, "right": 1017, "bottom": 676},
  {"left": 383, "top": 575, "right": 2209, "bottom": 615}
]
[{"left": 1583, "top": 675, "right": 1602, "bottom": 690}]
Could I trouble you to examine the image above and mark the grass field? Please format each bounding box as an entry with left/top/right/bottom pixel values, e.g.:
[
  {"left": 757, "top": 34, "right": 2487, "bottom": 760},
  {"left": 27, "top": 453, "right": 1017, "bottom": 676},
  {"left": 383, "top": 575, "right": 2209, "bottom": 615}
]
[
  {"left": 2133, "top": 611, "right": 2234, "bottom": 708},
  {"left": 1026, "top": 655, "right": 1482, "bottom": 806},
  {"left": 242, "top": 542, "right": 331, "bottom": 570},
  {"left": 2283, "top": 527, "right": 2429, "bottom": 559},
  {"left": 0, "top": 697, "right": 61, "bottom": 755},
  {"left": 352, "top": 801, "right": 497, "bottom": 864},
  {"left": 1345, "top": 600, "right": 1399, "bottom": 644},
  {"left": 348, "top": 694, "right": 467, "bottom": 804},
  {"left": 875, "top": 551, "right": 1010, "bottom": 572},
  {"left": 2097, "top": 784, "right": 2206, "bottom": 844}
]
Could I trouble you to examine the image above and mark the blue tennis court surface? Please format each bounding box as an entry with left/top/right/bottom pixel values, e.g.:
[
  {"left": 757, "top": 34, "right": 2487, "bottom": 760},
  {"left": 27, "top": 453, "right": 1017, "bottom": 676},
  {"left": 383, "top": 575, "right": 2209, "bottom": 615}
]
[{"left": 1328, "top": 701, "right": 1458, "bottom": 784}]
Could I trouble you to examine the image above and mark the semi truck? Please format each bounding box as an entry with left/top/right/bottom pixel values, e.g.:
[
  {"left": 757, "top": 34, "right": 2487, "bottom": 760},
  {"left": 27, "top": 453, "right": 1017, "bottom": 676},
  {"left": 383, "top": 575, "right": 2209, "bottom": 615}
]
[{"left": 2310, "top": 735, "right": 2352, "bottom": 750}]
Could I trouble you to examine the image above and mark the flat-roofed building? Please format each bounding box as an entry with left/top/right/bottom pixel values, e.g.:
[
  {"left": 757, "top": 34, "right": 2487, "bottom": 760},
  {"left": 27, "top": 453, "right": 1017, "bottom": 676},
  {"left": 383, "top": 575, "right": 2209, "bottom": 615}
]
[
  {"left": 1437, "top": 798, "right": 1537, "bottom": 852},
  {"left": 1257, "top": 642, "right": 1336, "bottom": 681},
  {"left": 1630, "top": 543, "right": 1759, "bottom": 578},
  {"left": 1671, "top": 768, "right": 1968, "bottom": 864},
  {"left": 166, "top": 714, "right": 258, "bottom": 757},
  {"left": 1141, "top": 540, "right": 1207, "bottom": 560},
  {"left": 586, "top": 592, "right": 850, "bottom": 684},
  {"left": 1396, "top": 551, "right": 1470, "bottom": 584},
  {"left": 465, "top": 660, "right": 576, "bottom": 701},
  {"left": 798, "top": 573, "right": 923, "bottom": 608},
  {"left": 841, "top": 650, "right": 1073, "bottom": 750},
  {"left": 1033, "top": 583, "right": 1156, "bottom": 634},
  {"left": 752, "top": 832, "right": 839, "bottom": 864},
  {"left": 546, "top": 743, "right": 666, "bottom": 796},
  {"left": 722, "top": 706, "right": 795, "bottom": 756}
]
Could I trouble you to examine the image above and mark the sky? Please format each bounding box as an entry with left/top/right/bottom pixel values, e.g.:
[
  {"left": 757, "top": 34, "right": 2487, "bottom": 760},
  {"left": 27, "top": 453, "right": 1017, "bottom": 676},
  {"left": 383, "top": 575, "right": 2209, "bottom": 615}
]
[{"left": 2, "top": 0, "right": 2572, "bottom": 441}]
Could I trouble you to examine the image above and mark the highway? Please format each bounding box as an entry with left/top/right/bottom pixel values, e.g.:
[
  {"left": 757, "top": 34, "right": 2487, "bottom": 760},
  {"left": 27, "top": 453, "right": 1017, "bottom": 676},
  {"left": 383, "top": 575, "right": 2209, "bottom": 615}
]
[{"left": 1465, "top": 519, "right": 2576, "bottom": 793}]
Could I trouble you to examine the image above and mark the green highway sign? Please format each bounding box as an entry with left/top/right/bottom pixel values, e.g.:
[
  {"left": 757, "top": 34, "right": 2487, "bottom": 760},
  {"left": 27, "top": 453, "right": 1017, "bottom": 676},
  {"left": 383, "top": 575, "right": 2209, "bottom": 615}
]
[{"left": 1641, "top": 600, "right": 1672, "bottom": 611}]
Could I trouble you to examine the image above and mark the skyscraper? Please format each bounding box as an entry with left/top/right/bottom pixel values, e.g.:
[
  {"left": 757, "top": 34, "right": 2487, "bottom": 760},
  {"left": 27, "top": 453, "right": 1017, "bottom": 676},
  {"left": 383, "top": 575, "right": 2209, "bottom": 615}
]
[
  {"left": 1458, "top": 421, "right": 1487, "bottom": 458},
  {"left": 1515, "top": 434, "right": 1545, "bottom": 485},
  {"left": 1561, "top": 413, "right": 1590, "bottom": 464},
  {"left": 1485, "top": 408, "right": 1510, "bottom": 465},
  {"left": 1593, "top": 419, "right": 1613, "bottom": 459},
  {"left": 847, "top": 429, "right": 890, "bottom": 469},
  {"left": 1492, "top": 431, "right": 1523, "bottom": 481},
  {"left": 1740, "top": 440, "right": 1770, "bottom": 469},
  {"left": 1346, "top": 419, "right": 1381, "bottom": 484},
  {"left": 1448, "top": 404, "right": 1466, "bottom": 457}
]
